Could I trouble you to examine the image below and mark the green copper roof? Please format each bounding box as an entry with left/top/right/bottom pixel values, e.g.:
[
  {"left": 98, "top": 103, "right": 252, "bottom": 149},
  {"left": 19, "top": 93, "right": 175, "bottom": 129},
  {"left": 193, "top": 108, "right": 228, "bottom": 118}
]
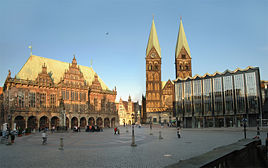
[
  {"left": 175, "top": 19, "right": 191, "bottom": 58},
  {"left": 146, "top": 19, "right": 161, "bottom": 57},
  {"left": 16, "top": 55, "right": 109, "bottom": 90}
]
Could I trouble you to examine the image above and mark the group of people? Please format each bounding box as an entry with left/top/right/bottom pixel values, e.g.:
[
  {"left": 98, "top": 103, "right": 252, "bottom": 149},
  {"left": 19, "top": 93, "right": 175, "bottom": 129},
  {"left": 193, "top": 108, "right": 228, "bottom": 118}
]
[{"left": 114, "top": 127, "right": 120, "bottom": 135}]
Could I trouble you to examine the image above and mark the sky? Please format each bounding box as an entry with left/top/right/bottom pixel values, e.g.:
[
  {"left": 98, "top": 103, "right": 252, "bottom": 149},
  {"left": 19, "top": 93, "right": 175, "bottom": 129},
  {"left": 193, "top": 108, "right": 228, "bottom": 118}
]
[{"left": 0, "top": 0, "right": 267, "bottom": 102}]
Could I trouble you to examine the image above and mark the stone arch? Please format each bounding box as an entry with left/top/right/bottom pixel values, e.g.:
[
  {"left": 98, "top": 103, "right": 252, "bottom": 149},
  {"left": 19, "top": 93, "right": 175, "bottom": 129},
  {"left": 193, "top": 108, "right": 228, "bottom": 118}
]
[
  {"left": 27, "top": 116, "right": 37, "bottom": 130},
  {"left": 80, "top": 117, "right": 86, "bottom": 128},
  {"left": 14, "top": 116, "right": 26, "bottom": 130},
  {"left": 111, "top": 118, "right": 116, "bottom": 128},
  {"left": 51, "top": 116, "right": 59, "bottom": 128},
  {"left": 88, "top": 117, "right": 95, "bottom": 126},
  {"left": 96, "top": 117, "right": 103, "bottom": 127},
  {"left": 71, "top": 117, "right": 78, "bottom": 129},
  {"left": 39, "top": 116, "right": 49, "bottom": 130},
  {"left": 104, "top": 118, "right": 110, "bottom": 128}
]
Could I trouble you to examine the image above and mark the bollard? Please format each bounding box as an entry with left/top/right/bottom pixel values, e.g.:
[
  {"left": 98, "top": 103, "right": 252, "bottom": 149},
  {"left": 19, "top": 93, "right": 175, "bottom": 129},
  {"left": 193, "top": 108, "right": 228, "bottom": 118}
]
[
  {"left": 126, "top": 126, "right": 129, "bottom": 133},
  {"left": 59, "top": 137, "right": 64, "bottom": 150},
  {"left": 159, "top": 131, "right": 163, "bottom": 140},
  {"left": 131, "top": 125, "right": 137, "bottom": 147}
]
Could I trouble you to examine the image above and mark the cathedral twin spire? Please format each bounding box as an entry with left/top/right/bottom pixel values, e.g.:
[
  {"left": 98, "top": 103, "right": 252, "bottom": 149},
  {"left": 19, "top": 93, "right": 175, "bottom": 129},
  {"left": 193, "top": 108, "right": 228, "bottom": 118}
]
[
  {"left": 146, "top": 18, "right": 161, "bottom": 57},
  {"left": 175, "top": 18, "right": 191, "bottom": 58},
  {"left": 146, "top": 17, "right": 190, "bottom": 59}
]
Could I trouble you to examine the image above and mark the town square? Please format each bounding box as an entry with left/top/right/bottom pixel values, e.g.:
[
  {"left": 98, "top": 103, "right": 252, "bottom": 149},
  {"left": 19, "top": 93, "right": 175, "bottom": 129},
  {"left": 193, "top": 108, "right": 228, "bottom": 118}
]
[{"left": 0, "top": 0, "right": 268, "bottom": 167}]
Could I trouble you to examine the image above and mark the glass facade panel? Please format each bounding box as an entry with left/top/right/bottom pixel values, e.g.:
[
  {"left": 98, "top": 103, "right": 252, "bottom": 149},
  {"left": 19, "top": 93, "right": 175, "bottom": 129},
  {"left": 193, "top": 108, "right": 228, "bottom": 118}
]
[
  {"left": 223, "top": 76, "right": 234, "bottom": 115},
  {"left": 245, "top": 72, "right": 258, "bottom": 114},
  {"left": 234, "top": 74, "right": 246, "bottom": 114},
  {"left": 193, "top": 80, "right": 202, "bottom": 116},
  {"left": 213, "top": 77, "right": 223, "bottom": 115},
  {"left": 184, "top": 81, "right": 192, "bottom": 116},
  {"left": 203, "top": 79, "right": 212, "bottom": 116},
  {"left": 175, "top": 83, "right": 184, "bottom": 117}
]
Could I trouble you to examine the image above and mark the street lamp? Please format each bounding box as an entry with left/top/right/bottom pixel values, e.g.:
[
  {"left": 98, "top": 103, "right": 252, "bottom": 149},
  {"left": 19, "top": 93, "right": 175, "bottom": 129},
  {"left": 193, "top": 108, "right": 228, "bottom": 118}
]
[
  {"left": 242, "top": 118, "right": 247, "bottom": 139},
  {"left": 131, "top": 113, "right": 136, "bottom": 147}
]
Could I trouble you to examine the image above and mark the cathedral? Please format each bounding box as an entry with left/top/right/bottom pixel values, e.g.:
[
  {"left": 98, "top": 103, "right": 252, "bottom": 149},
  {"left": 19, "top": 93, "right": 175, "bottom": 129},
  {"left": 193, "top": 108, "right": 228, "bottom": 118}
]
[
  {"left": 145, "top": 18, "right": 192, "bottom": 124},
  {"left": 1, "top": 54, "right": 118, "bottom": 130}
]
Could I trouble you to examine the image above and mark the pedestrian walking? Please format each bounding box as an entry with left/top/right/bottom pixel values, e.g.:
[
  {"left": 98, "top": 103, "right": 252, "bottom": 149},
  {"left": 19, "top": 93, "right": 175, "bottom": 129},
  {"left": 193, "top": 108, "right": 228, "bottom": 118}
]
[
  {"left": 42, "top": 131, "right": 47, "bottom": 145},
  {"left": 117, "top": 128, "right": 120, "bottom": 135},
  {"left": 177, "top": 127, "right": 181, "bottom": 139},
  {"left": 114, "top": 127, "right": 117, "bottom": 135}
]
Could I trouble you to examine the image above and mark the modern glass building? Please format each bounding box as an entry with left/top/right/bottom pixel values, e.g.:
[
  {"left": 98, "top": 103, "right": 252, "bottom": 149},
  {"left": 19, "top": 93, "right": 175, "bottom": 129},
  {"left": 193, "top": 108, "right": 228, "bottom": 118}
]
[{"left": 174, "top": 67, "right": 263, "bottom": 128}]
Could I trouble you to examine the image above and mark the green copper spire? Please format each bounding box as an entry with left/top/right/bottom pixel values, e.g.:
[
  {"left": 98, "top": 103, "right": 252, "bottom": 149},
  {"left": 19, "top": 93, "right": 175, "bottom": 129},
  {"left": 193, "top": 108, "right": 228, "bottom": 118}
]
[
  {"left": 175, "top": 18, "right": 191, "bottom": 58},
  {"left": 146, "top": 18, "right": 161, "bottom": 57}
]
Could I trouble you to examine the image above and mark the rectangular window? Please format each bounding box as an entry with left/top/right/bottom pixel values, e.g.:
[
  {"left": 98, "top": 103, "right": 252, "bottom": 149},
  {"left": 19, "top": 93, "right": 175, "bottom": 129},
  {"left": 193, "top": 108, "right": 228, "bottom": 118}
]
[
  {"left": 40, "top": 93, "right": 46, "bottom": 108},
  {"left": 18, "top": 90, "right": 25, "bottom": 108},
  {"left": 193, "top": 80, "right": 202, "bottom": 116},
  {"left": 29, "top": 92, "right": 36, "bottom": 108},
  {"left": 66, "top": 91, "right": 69, "bottom": 100},
  {"left": 203, "top": 79, "right": 212, "bottom": 116},
  {"left": 184, "top": 81, "right": 192, "bottom": 116},
  {"left": 245, "top": 72, "right": 258, "bottom": 113},
  {"left": 71, "top": 91, "right": 74, "bottom": 101},
  {"left": 62, "top": 90, "right": 65, "bottom": 100},
  {"left": 213, "top": 77, "right": 223, "bottom": 115},
  {"left": 75, "top": 92, "right": 78, "bottom": 101},
  {"left": 234, "top": 74, "right": 245, "bottom": 114},
  {"left": 223, "top": 76, "right": 234, "bottom": 114},
  {"left": 50, "top": 94, "right": 56, "bottom": 108}
]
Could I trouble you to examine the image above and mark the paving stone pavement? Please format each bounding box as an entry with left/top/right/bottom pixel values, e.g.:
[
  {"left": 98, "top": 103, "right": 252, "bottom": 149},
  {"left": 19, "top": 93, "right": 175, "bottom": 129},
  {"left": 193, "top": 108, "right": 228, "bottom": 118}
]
[{"left": 0, "top": 126, "right": 267, "bottom": 168}]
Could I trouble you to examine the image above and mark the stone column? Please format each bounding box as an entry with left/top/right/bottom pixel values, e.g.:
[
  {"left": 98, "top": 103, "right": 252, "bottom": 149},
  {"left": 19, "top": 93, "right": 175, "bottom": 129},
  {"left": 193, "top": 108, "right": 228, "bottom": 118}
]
[{"left": 25, "top": 116, "right": 28, "bottom": 129}]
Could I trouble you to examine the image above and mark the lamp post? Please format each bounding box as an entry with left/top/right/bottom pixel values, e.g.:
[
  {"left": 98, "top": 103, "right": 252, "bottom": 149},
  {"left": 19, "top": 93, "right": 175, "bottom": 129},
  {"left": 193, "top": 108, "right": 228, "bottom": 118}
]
[
  {"left": 131, "top": 113, "right": 136, "bottom": 147},
  {"left": 149, "top": 117, "right": 153, "bottom": 135},
  {"left": 243, "top": 118, "right": 247, "bottom": 139}
]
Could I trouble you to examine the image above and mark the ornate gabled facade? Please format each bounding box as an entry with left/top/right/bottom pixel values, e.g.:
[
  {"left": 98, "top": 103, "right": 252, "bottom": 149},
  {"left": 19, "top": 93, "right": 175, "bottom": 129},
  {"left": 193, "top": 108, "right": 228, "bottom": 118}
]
[
  {"left": 116, "top": 95, "right": 135, "bottom": 125},
  {"left": 2, "top": 55, "right": 118, "bottom": 130}
]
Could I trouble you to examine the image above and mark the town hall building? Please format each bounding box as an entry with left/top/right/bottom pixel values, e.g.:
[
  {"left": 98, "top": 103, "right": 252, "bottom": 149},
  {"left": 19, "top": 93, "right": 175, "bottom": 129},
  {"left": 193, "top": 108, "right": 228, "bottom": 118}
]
[{"left": 1, "top": 54, "right": 118, "bottom": 130}]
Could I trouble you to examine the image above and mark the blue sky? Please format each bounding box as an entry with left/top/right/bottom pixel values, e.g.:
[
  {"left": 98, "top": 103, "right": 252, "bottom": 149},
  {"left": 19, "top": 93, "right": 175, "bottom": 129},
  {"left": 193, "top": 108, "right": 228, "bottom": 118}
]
[{"left": 0, "top": 0, "right": 267, "bottom": 102}]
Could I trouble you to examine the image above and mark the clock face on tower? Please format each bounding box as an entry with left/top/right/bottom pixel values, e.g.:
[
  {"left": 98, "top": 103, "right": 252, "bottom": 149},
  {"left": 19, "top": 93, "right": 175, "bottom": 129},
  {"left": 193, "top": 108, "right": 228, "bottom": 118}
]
[{"left": 151, "top": 53, "right": 155, "bottom": 58}]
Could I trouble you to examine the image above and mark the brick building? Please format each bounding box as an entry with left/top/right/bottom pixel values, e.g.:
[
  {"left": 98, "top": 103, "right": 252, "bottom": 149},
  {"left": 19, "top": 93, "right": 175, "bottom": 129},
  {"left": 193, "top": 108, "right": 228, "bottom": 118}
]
[
  {"left": 144, "top": 18, "right": 191, "bottom": 124},
  {"left": 1, "top": 55, "right": 118, "bottom": 130}
]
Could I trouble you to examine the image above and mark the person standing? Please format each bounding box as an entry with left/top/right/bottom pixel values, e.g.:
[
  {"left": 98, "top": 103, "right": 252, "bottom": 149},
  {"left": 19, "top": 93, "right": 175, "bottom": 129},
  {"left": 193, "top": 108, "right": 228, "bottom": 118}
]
[
  {"left": 177, "top": 127, "right": 181, "bottom": 139},
  {"left": 114, "top": 127, "right": 117, "bottom": 135},
  {"left": 42, "top": 131, "right": 47, "bottom": 145}
]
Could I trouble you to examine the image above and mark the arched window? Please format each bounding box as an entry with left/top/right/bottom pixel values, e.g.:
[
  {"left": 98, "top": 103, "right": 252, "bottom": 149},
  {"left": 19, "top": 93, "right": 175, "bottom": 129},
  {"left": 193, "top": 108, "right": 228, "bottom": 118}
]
[
  {"left": 155, "top": 73, "right": 159, "bottom": 80},
  {"left": 180, "top": 64, "right": 183, "bottom": 70},
  {"left": 149, "top": 64, "right": 153, "bottom": 70},
  {"left": 185, "top": 65, "right": 189, "bottom": 70},
  {"left": 154, "top": 64, "right": 158, "bottom": 70},
  {"left": 148, "top": 93, "right": 151, "bottom": 100}
]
